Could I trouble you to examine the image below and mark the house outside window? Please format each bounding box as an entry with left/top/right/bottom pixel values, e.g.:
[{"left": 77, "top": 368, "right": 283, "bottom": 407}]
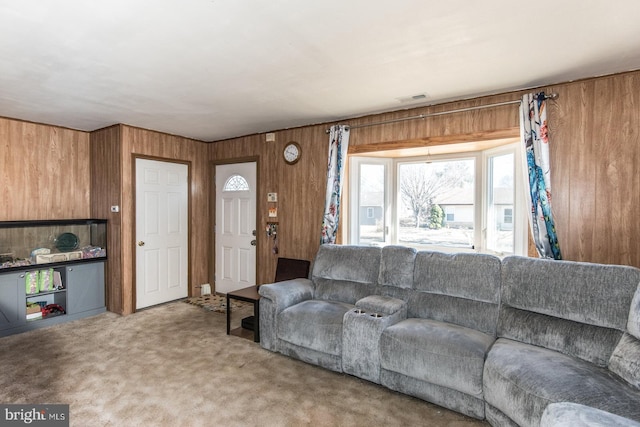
[
  {"left": 504, "top": 208, "right": 513, "bottom": 224},
  {"left": 445, "top": 207, "right": 455, "bottom": 222}
]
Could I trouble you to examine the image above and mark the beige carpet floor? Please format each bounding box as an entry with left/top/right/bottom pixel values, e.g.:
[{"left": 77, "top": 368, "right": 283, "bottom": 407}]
[{"left": 0, "top": 301, "right": 488, "bottom": 427}]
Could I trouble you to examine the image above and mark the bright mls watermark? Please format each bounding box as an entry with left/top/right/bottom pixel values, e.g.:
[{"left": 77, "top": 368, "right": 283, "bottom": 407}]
[{"left": 1, "top": 405, "right": 69, "bottom": 426}]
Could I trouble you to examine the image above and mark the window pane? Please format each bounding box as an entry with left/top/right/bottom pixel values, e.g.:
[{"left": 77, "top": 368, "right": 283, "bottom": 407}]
[
  {"left": 487, "top": 153, "right": 514, "bottom": 254},
  {"left": 222, "top": 174, "right": 249, "bottom": 192},
  {"left": 358, "top": 164, "right": 385, "bottom": 244},
  {"left": 398, "top": 159, "right": 474, "bottom": 249}
]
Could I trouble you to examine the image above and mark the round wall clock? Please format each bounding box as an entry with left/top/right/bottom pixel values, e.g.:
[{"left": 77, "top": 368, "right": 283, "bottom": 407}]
[{"left": 283, "top": 141, "right": 301, "bottom": 165}]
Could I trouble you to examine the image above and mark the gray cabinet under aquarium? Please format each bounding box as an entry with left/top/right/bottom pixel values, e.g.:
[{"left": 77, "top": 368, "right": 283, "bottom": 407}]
[{"left": 0, "top": 219, "right": 107, "bottom": 337}]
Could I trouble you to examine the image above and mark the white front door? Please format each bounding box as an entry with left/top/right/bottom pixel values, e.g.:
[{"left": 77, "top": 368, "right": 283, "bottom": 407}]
[
  {"left": 215, "top": 162, "right": 257, "bottom": 294},
  {"left": 135, "top": 158, "right": 189, "bottom": 309}
]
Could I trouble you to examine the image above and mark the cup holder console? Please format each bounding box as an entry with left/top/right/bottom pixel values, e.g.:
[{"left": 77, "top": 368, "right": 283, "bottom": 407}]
[{"left": 353, "top": 308, "right": 384, "bottom": 318}]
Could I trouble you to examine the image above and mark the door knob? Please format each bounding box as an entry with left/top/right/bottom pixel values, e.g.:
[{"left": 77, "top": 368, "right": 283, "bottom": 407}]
[
  {"left": 138, "top": 241, "right": 145, "bottom": 246},
  {"left": 250, "top": 240, "right": 257, "bottom": 246}
]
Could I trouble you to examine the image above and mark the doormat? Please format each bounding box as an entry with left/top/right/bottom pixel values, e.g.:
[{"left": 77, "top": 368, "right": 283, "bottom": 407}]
[{"left": 184, "top": 294, "right": 248, "bottom": 313}]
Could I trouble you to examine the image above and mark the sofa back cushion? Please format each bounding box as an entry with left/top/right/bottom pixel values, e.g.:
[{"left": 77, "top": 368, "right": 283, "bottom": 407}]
[
  {"left": 378, "top": 245, "right": 417, "bottom": 301},
  {"left": 409, "top": 251, "right": 502, "bottom": 336},
  {"left": 609, "top": 284, "right": 640, "bottom": 389},
  {"left": 312, "top": 244, "right": 381, "bottom": 304},
  {"left": 628, "top": 284, "right": 640, "bottom": 340},
  {"left": 499, "top": 256, "right": 640, "bottom": 367}
]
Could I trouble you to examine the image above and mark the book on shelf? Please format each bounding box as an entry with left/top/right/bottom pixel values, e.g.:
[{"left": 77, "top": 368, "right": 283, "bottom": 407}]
[
  {"left": 26, "top": 311, "right": 43, "bottom": 321},
  {"left": 53, "top": 271, "right": 63, "bottom": 289}
]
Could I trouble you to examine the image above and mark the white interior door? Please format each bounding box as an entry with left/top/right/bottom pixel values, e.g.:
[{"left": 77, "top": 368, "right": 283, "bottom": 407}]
[
  {"left": 215, "top": 162, "right": 256, "bottom": 294},
  {"left": 136, "top": 158, "right": 189, "bottom": 309}
]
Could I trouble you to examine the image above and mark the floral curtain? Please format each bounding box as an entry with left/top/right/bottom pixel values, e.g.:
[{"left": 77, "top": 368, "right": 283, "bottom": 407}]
[
  {"left": 520, "top": 92, "right": 562, "bottom": 259},
  {"left": 321, "top": 125, "right": 350, "bottom": 244}
]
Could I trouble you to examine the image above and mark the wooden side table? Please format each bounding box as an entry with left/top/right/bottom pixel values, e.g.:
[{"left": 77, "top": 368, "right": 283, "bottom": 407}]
[{"left": 226, "top": 285, "right": 261, "bottom": 342}]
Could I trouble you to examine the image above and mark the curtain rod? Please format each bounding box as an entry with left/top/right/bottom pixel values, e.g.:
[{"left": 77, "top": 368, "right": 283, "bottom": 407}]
[{"left": 325, "top": 93, "right": 559, "bottom": 133}]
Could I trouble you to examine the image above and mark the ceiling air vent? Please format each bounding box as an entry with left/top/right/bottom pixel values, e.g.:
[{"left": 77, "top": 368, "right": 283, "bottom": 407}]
[{"left": 396, "top": 93, "right": 430, "bottom": 103}]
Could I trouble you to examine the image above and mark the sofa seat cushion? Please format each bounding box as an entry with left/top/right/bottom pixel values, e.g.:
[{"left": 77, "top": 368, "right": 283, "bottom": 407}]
[
  {"left": 541, "top": 402, "right": 640, "bottom": 427},
  {"left": 380, "top": 318, "right": 495, "bottom": 397},
  {"left": 484, "top": 339, "right": 640, "bottom": 427},
  {"left": 277, "top": 299, "right": 354, "bottom": 356}
]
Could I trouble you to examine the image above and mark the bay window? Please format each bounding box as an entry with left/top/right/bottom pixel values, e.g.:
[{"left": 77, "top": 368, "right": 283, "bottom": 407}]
[{"left": 348, "top": 141, "right": 527, "bottom": 256}]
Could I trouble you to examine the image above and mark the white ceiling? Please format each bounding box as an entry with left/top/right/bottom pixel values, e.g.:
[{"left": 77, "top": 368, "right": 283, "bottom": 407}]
[{"left": 1, "top": 1, "right": 640, "bottom": 142}]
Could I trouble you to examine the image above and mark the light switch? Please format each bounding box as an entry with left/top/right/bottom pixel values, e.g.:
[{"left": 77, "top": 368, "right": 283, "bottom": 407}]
[
  {"left": 110, "top": 206, "right": 120, "bottom": 213},
  {"left": 267, "top": 193, "right": 277, "bottom": 202}
]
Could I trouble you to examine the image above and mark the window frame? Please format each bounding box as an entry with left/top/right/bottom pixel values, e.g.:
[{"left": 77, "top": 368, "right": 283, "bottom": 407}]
[
  {"left": 349, "top": 157, "right": 393, "bottom": 245},
  {"left": 481, "top": 144, "right": 527, "bottom": 256}
]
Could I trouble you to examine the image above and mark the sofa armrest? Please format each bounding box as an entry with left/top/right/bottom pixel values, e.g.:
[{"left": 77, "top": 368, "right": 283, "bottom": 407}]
[
  {"left": 258, "top": 278, "right": 313, "bottom": 352},
  {"left": 259, "top": 278, "right": 313, "bottom": 310},
  {"left": 342, "top": 295, "right": 407, "bottom": 383},
  {"left": 355, "top": 295, "right": 407, "bottom": 318}
]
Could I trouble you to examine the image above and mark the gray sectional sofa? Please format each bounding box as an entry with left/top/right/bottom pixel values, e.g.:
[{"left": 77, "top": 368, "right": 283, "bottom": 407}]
[{"left": 258, "top": 244, "right": 640, "bottom": 426}]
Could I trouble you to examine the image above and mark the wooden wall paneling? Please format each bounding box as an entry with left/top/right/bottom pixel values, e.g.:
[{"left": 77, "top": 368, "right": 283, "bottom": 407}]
[
  {"left": 591, "top": 78, "right": 620, "bottom": 264},
  {"left": 621, "top": 75, "right": 640, "bottom": 267},
  {"left": 278, "top": 127, "right": 326, "bottom": 261},
  {"left": 592, "top": 74, "right": 639, "bottom": 266},
  {"left": 0, "top": 117, "right": 91, "bottom": 221},
  {"left": 190, "top": 147, "right": 211, "bottom": 296},
  {"left": 90, "top": 125, "right": 123, "bottom": 313},
  {"left": 261, "top": 134, "right": 282, "bottom": 283},
  {"left": 570, "top": 85, "right": 591, "bottom": 262},
  {"left": 346, "top": 95, "right": 521, "bottom": 148},
  {"left": 348, "top": 129, "right": 521, "bottom": 155},
  {"left": 571, "top": 82, "right": 600, "bottom": 263},
  {"left": 118, "top": 128, "right": 134, "bottom": 315},
  {"left": 548, "top": 73, "right": 640, "bottom": 268}
]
